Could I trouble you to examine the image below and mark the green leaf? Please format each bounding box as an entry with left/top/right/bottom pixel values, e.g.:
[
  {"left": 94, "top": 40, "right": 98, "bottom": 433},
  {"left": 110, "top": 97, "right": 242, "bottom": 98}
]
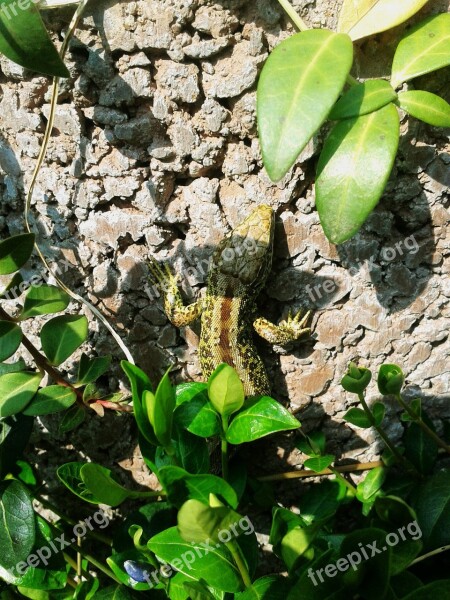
[
  {"left": 397, "top": 90, "right": 450, "bottom": 127},
  {"left": 0, "top": 271, "right": 24, "bottom": 299},
  {"left": 93, "top": 586, "right": 141, "bottom": 600},
  {"left": 338, "top": 0, "right": 430, "bottom": 41},
  {"left": 174, "top": 383, "right": 221, "bottom": 438},
  {"left": 281, "top": 524, "right": 318, "bottom": 569},
  {"left": 295, "top": 431, "right": 326, "bottom": 457},
  {"left": 77, "top": 353, "right": 111, "bottom": 385},
  {"left": 356, "top": 466, "right": 386, "bottom": 502},
  {"left": 158, "top": 466, "right": 238, "bottom": 509},
  {"left": 0, "top": 371, "right": 42, "bottom": 417},
  {"left": 57, "top": 462, "right": 103, "bottom": 504},
  {"left": 372, "top": 402, "right": 386, "bottom": 427},
  {"left": 121, "top": 361, "right": 157, "bottom": 446},
  {"left": 404, "top": 417, "right": 438, "bottom": 474},
  {"left": 177, "top": 499, "right": 242, "bottom": 545},
  {"left": 80, "top": 464, "right": 132, "bottom": 507},
  {"left": 0, "top": 233, "right": 35, "bottom": 275},
  {"left": 402, "top": 581, "right": 450, "bottom": 599},
  {"left": 343, "top": 407, "right": 372, "bottom": 428},
  {"left": 0, "top": 414, "right": 33, "bottom": 478},
  {"left": 40, "top": 315, "right": 88, "bottom": 365},
  {"left": 299, "top": 480, "right": 345, "bottom": 523},
  {"left": 207, "top": 363, "right": 244, "bottom": 418},
  {"left": 257, "top": 29, "right": 353, "bottom": 182},
  {"left": 226, "top": 396, "right": 300, "bottom": 444},
  {"left": 0, "top": 321, "right": 22, "bottom": 361},
  {"left": 316, "top": 102, "right": 399, "bottom": 243},
  {"left": 304, "top": 455, "right": 335, "bottom": 473},
  {"left": 391, "top": 13, "right": 450, "bottom": 88},
  {"left": 20, "top": 285, "right": 70, "bottom": 319},
  {"left": 23, "top": 385, "right": 76, "bottom": 416},
  {"left": 0, "top": 480, "right": 35, "bottom": 570},
  {"left": 182, "top": 580, "right": 216, "bottom": 600},
  {"left": 145, "top": 367, "right": 176, "bottom": 449},
  {"left": 0, "top": 3, "right": 69, "bottom": 77},
  {"left": 235, "top": 575, "right": 292, "bottom": 600},
  {"left": 148, "top": 526, "right": 244, "bottom": 593},
  {"left": 330, "top": 80, "right": 397, "bottom": 120},
  {"left": 59, "top": 404, "right": 86, "bottom": 433},
  {"left": 0, "top": 358, "right": 27, "bottom": 375},
  {"left": 413, "top": 470, "right": 450, "bottom": 551},
  {"left": 339, "top": 528, "right": 391, "bottom": 600}
]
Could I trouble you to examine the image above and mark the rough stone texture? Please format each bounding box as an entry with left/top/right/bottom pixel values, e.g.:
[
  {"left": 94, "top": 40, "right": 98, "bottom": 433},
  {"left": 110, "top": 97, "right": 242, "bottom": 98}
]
[{"left": 0, "top": 0, "right": 449, "bottom": 494}]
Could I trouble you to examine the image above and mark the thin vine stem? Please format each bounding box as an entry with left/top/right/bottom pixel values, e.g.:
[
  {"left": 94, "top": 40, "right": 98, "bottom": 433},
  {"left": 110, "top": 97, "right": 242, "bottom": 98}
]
[
  {"left": 24, "top": 0, "right": 135, "bottom": 365},
  {"left": 225, "top": 539, "right": 252, "bottom": 588},
  {"left": 257, "top": 460, "right": 383, "bottom": 482},
  {"left": 395, "top": 394, "right": 450, "bottom": 454}
]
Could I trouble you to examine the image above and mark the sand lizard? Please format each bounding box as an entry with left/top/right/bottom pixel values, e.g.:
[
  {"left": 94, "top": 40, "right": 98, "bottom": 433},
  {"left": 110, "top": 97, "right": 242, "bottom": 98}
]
[{"left": 149, "top": 205, "right": 311, "bottom": 396}]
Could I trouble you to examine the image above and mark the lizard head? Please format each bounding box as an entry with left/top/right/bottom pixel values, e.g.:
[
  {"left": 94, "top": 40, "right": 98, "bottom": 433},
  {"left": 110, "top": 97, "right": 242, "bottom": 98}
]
[{"left": 211, "top": 204, "right": 275, "bottom": 286}]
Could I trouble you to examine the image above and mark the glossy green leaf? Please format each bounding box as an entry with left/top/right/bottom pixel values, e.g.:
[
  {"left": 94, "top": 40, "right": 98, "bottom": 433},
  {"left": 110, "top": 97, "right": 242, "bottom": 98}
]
[
  {"left": 77, "top": 353, "right": 111, "bottom": 385},
  {"left": 338, "top": 0, "right": 430, "bottom": 41},
  {"left": 257, "top": 29, "right": 353, "bottom": 182},
  {"left": 94, "top": 586, "right": 140, "bottom": 600},
  {"left": 391, "top": 13, "right": 450, "bottom": 88},
  {"left": 0, "top": 3, "right": 69, "bottom": 77},
  {"left": 23, "top": 385, "right": 76, "bottom": 416},
  {"left": 226, "top": 396, "right": 300, "bottom": 444},
  {"left": 397, "top": 90, "right": 450, "bottom": 127},
  {"left": 0, "top": 371, "right": 42, "bottom": 417},
  {"left": 316, "top": 103, "right": 399, "bottom": 243},
  {"left": 57, "top": 462, "right": 102, "bottom": 504},
  {"left": 413, "top": 470, "right": 450, "bottom": 550},
  {"left": 207, "top": 363, "right": 244, "bottom": 418},
  {"left": 0, "top": 321, "right": 22, "bottom": 361},
  {"left": 121, "top": 361, "right": 157, "bottom": 446},
  {"left": 0, "top": 233, "right": 35, "bottom": 275},
  {"left": 148, "top": 526, "right": 244, "bottom": 593},
  {"left": 304, "top": 455, "right": 335, "bottom": 473},
  {"left": 372, "top": 402, "right": 386, "bottom": 427},
  {"left": 158, "top": 466, "right": 238, "bottom": 509},
  {"left": 174, "top": 383, "right": 220, "bottom": 438},
  {"left": 0, "top": 358, "right": 27, "bottom": 375},
  {"left": 330, "top": 80, "right": 397, "bottom": 120},
  {"left": 295, "top": 431, "right": 326, "bottom": 457},
  {"left": 299, "top": 480, "right": 345, "bottom": 523},
  {"left": 59, "top": 404, "right": 86, "bottom": 433},
  {"left": 281, "top": 524, "right": 318, "bottom": 569},
  {"left": 40, "top": 315, "right": 88, "bottom": 365},
  {"left": 0, "top": 480, "right": 35, "bottom": 570},
  {"left": 144, "top": 367, "right": 176, "bottom": 449},
  {"left": 182, "top": 580, "right": 216, "bottom": 600},
  {"left": 20, "top": 285, "right": 70, "bottom": 319},
  {"left": 343, "top": 407, "right": 372, "bottom": 428},
  {"left": 235, "top": 575, "right": 292, "bottom": 600}
]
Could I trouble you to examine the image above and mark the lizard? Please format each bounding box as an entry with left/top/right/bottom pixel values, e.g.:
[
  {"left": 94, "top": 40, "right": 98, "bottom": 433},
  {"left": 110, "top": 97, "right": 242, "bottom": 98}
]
[{"left": 148, "top": 204, "right": 311, "bottom": 396}]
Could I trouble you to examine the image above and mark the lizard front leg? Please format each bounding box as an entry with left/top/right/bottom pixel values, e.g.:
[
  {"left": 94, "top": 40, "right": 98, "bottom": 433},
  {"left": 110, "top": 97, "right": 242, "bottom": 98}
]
[
  {"left": 148, "top": 258, "right": 203, "bottom": 327},
  {"left": 253, "top": 310, "right": 311, "bottom": 345}
]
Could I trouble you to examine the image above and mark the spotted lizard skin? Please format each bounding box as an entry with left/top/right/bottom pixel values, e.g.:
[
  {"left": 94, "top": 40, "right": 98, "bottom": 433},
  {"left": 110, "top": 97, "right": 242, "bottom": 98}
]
[{"left": 149, "top": 205, "right": 311, "bottom": 396}]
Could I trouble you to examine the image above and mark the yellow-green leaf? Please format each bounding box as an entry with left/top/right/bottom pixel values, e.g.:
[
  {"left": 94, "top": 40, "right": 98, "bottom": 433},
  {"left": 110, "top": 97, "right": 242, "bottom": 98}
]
[
  {"left": 391, "top": 13, "right": 450, "bottom": 88},
  {"left": 329, "top": 79, "right": 397, "bottom": 120},
  {"left": 257, "top": 29, "right": 353, "bottom": 182},
  {"left": 397, "top": 90, "right": 450, "bottom": 127},
  {"left": 0, "top": 372, "right": 42, "bottom": 417},
  {"left": 316, "top": 103, "right": 399, "bottom": 244},
  {"left": 338, "top": 0, "right": 430, "bottom": 41}
]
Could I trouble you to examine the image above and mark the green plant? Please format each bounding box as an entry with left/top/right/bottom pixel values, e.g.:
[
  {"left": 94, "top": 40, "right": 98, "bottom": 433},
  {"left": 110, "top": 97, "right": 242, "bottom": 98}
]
[
  {"left": 258, "top": 0, "right": 450, "bottom": 243},
  {"left": 2, "top": 357, "right": 449, "bottom": 599}
]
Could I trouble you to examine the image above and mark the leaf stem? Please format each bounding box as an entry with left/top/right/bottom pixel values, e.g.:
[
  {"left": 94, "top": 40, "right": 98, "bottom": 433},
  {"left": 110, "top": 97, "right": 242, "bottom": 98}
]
[
  {"left": 221, "top": 415, "right": 229, "bottom": 481},
  {"left": 276, "top": 0, "right": 308, "bottom": 31},
  {"left": 411, "top": 544, "right": 450, "bottom": 565},
  {"left": 358, "top": 392, "right": 414, "bottom": 471},
  {"left": 225, "top": 539, "right": 252, "bottom": 588},
  {"left": 328, "top": 466, "right": 356, "bottom": 492},
  {"left": 257, "top": 460, "right": 383, "bottom": 481},
  {"left": 395, "top": 393, "right": 450, "bottom": 454}
]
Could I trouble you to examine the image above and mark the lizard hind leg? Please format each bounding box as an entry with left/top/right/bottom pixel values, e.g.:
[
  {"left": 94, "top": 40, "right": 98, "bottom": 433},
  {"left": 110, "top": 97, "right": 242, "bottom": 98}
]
[
  {"left": 253, "top": 309, "right": 311, "bottom": 345},
  {"left": 148, "top": 257, "right": 202, "bottom": 327}
]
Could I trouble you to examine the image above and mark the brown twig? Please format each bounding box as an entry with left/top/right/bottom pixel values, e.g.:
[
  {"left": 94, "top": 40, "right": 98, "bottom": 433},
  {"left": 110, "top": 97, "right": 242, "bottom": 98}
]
[{"left": 257, "top": 460, "right": 383, "bottom": 482}]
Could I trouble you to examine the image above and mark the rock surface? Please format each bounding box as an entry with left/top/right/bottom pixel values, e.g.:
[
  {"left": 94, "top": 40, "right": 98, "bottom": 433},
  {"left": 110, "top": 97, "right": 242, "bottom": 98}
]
[{"left": 0, "top": 0, "right": 449, "bottom": 488}]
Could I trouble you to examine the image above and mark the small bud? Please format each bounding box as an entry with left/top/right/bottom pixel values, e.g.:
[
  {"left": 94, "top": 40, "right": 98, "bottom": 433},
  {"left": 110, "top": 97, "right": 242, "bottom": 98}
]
[
  {"left": 341, "top": 362, "right": 372, "bottom": 394},
  {"left": 378, "top": 364, "right": 404, "bottom": 395}
]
